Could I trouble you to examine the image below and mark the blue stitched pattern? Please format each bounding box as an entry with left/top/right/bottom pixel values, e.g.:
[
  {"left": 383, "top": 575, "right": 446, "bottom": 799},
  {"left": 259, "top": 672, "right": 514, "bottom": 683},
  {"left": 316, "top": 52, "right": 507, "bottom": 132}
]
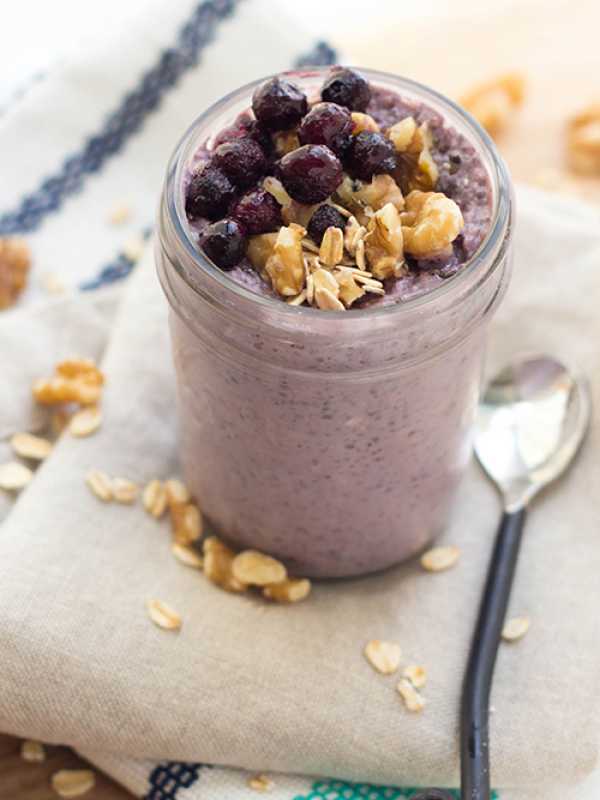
[
  {"left": 79, "top": 227, "right": 152, "bottom": 291},
  {"left": 144, "top": 761, "right": 204, "bottom": 800},
  {"left": 0, "top": 0, "right": 238, "bottom": 236},
  {"left": 295, "top": 41, "right": 338, "bottom": 67}
]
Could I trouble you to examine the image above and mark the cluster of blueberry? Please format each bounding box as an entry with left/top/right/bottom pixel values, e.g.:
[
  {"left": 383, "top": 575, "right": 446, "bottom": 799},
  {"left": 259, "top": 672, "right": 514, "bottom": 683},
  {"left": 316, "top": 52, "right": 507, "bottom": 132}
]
[{"left": 185, "top": 68, "right": 399, "bottom": 270}]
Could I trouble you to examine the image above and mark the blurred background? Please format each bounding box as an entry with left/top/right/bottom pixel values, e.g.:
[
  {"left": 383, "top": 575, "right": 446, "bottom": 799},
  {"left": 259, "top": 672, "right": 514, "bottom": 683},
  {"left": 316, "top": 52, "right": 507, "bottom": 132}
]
[{"left": 3, "top": 0, "right": 600, "bottom": 203}]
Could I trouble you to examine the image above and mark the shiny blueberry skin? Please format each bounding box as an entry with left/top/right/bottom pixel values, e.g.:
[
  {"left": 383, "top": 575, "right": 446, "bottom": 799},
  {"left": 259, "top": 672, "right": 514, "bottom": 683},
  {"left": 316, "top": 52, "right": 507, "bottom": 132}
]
[
  {"left": 231, "top": 188, "right": 282, "bottom": 234},
  {"left": 252, "top": 77, "right": 308, "bottom": 131},
  {"left": 321, "top": 67, "right": 371, "bottom": 112},
  {"left": 346, "top": 131, "right": 397, "bottom": 180},
  {"left": 277, "top": 144, "right": 343, "bottom": 204},
  {"left": 298, "top": 102, "right": 353, "bottom": 157},
  {"left": 185, "top": 167, "right": 237, "bottom": 220},
  {"left": 199, "top": 219, "right": 247, "bottom": 270},
  {"left": 307, "top": 204, "right": 347, "bottom": 245},
  {"left": 213, "top": 138, "right": 267, "bottom": 189}
]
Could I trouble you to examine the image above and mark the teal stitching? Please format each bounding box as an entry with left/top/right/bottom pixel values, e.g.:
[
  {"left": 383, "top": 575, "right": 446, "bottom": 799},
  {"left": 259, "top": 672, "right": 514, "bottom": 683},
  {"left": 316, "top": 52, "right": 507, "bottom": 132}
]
[{"left": 294, "top": 779, "right": 499, "bottom": 799}]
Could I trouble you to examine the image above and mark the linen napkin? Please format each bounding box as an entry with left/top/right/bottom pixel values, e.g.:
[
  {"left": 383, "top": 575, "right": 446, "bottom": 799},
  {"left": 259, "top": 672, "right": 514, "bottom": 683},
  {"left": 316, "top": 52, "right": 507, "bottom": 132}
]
[{"left": 1, "top": 185, "right": 600, "bottom": 800}]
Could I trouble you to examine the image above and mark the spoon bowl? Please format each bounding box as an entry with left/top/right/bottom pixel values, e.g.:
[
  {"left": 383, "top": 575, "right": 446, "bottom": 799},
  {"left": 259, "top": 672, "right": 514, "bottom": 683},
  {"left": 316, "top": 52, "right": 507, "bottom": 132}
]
[{"left": 475, "top": 355, "right": 591, "bottom": 511}]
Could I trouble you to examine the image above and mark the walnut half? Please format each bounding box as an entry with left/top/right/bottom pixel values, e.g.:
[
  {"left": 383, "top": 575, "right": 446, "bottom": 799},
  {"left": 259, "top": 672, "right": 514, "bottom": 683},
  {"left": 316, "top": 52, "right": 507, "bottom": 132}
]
[{"left": 401, "top": 190, "right": 464, "bottom": 259}]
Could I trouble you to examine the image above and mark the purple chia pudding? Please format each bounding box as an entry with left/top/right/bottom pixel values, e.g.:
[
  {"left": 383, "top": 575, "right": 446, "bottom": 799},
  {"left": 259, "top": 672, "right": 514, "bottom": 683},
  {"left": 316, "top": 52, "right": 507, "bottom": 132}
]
[{"left": 156, "top": 68, "right": 513, "bottom": 578}]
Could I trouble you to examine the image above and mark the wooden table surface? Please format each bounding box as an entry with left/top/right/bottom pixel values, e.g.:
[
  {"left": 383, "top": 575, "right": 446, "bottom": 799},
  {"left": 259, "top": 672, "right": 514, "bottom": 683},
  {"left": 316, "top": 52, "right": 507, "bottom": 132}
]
[{"left": 3, "top": 1, "right": 600, "bottom": 798}]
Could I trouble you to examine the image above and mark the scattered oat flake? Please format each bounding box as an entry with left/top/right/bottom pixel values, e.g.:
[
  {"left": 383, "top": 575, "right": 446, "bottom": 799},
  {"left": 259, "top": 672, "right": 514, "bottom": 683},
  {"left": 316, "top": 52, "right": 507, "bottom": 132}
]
[
  {"left": 420, "top": 545, "right": 460, "bottom": 572},
  {"left": 263, "top": 577, "right": 311, "bottom": 603},
  {"left": 40, "top": 272, "right": 67, "bottom": 295},
  {"left": 112, "top": 477, "right": 139, "bottom": 504},
  {"left": 397, "top": 678, "right": 426, "bottom": 712},
  {"left": 171, "top": 542, "right": 204, "bottom": 569},
  {"left": 108, "top": 202, "right": 132, "bottom": 225},
  {"left": 21, "top": 739, "right": 46, "bottom": 762},
  {"left": 248, "top": 774, "right": 274, "bottom": 792},
  {"left": 123, "top": 234, "right": 145, "bottom": 262},
  {"left": 51, "top": 769, "right": 96, "bottom": 798},
  {"left": 364, "top": 640, "right": 402, "bottom": 675},
  {"left": 0, "top": 461, "right": 33, "bottom": 491},
  {"left": 85, "top": 469, "right": 113, "bottom": 502},
  {"left": 143, "top": 479, "right": 168, "bottom": 518},
  {"left": 69, "top": 406, "right": 102, "bottom": 437},
  {"left": 146, "top": 599, "right": 182, "bottom": 631},
  {"left": 11, "top": 432, "right": 52, "bottom": 461},
  {"left": 171, "top": 502, "right": 203, "bottom": 544},
  {"left": 232, "top": 550, "right": 287, "bottom": 587},
  {"left": 502, "top": 616, "right": 530, "bottom": 642},
  {"left": 403, "top": 664, "right": 427, "bottom": 689},
  {"left": 165, "top": 478, "right": 190, "bottom": 507}
]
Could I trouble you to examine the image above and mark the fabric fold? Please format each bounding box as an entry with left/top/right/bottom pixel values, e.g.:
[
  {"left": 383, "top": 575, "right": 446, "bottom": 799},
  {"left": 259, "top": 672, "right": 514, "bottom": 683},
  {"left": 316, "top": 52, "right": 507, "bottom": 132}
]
[{"left": 0, "top": 188, "right": 599, "bottom": 799}]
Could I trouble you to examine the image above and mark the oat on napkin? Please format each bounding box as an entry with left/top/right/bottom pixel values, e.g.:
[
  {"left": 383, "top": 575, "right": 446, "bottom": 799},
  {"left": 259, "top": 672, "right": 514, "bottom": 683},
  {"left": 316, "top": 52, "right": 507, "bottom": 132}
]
[{"left": 0, "top": 186, "right": 599, "bottom": 800}]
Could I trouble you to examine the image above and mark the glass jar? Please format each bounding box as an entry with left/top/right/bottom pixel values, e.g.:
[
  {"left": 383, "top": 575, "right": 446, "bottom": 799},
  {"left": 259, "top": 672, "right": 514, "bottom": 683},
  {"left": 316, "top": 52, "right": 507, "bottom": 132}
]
[{"left": 156, "top": 68, "right": 513, "bottom": 578}]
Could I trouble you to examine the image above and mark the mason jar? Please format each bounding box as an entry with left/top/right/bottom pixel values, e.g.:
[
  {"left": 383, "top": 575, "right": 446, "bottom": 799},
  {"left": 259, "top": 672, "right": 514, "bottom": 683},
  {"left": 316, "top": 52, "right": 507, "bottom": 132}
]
[{"left": 156, "top": 68, "right": 513, "bottom": 578}]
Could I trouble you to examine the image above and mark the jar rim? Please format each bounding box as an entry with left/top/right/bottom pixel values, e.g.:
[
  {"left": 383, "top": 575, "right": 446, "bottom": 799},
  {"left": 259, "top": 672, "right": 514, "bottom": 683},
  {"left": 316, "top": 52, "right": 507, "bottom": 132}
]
[{"left": 164, "top": 67, "right": 512, "bottom": 323}]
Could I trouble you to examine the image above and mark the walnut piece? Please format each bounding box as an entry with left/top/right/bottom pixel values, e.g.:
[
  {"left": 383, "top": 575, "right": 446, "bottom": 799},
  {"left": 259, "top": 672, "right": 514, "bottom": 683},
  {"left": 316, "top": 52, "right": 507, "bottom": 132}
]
[
  {"left": 265, "top": 224, "right": 306, "bottom": 297},
  {"left": 459, "top": 73, "right": 525, "bottom": 137},
  {"left": 0, "top": 237, "right": 30, "bottom": 310},
  {"left": 33, "top": 358, "right": 105, "bottom": 407},
  {"left": 273, "top": 130, "right": 300, "bottom": 156},
  {"left": 390, "top": 121, "right": 439, "bottom": 192},
  {"left": 401, "top": 191, "right": 464, "bottom": 259},
  {"left": 351, "top": 112, "right": 380, "bottom": 134},
  {"left": 364, "top": 203, "right": 405, "bottom": 280},
  {"left": 567, "top": 105, "right": 600, "bottom": 175},
  {"left": 388, "top": 117, "right": 418, "bottom": 152},
  {"left": 337, "top": 174, "right": 404, "bottom": 225}
]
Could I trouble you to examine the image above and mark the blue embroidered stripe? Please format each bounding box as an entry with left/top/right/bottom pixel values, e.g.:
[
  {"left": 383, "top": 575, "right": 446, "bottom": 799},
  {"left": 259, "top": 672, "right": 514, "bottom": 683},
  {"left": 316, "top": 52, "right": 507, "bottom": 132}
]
[
  {"left": 295, "top": 41, "right": 338, "bottom": 67},
  {"left": 0, "top": 0, "right": 239, "bottom": 237},
  {"left": 80, "top": 227, "right": 153, "bottom": 291},
  {"left": 79, "top": 42, "right": 338, "bottom": 292},
  {"left": 144, "top": 761, "right": 207, "bottom": 800}
]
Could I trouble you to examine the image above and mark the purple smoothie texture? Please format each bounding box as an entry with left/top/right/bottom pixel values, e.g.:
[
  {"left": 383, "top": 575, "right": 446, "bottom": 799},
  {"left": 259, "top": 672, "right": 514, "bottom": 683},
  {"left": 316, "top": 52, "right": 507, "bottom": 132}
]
[
  {"left": 184, "top": 85, "right": 493, "bottom": 307},
  {"left": 159, "top": 71, "right": 510, "bottom": 579}
]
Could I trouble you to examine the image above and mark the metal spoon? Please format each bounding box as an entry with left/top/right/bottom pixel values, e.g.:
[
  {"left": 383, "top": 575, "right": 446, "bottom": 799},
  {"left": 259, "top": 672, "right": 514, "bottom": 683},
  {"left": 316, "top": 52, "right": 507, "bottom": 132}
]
[
  {"left": 413, "top": 355, "right": 591, "bottom": 800},
  {"left": 462, "top": 355, "right": 591, "bottom": 799}
]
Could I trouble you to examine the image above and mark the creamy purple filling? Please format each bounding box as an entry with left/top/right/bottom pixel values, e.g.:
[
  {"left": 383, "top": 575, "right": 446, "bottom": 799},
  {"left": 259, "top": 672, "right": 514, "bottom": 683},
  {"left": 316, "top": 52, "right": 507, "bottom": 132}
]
[{"left": 184, "top": 86, "right": 493, "bottom": 307}]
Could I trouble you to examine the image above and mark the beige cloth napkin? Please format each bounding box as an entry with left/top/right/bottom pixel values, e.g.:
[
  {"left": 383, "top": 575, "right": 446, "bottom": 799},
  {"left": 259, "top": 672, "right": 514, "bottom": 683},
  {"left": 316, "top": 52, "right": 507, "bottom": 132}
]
[{"left": 0, "top": 186, "right": 599, "bottom": 794}]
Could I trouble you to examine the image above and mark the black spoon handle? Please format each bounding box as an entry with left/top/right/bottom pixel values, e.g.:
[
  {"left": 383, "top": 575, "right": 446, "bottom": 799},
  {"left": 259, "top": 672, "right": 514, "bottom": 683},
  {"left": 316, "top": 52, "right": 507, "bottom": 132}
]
[{"left": 460, "top": 507, "right": 526, "bottom": 800}]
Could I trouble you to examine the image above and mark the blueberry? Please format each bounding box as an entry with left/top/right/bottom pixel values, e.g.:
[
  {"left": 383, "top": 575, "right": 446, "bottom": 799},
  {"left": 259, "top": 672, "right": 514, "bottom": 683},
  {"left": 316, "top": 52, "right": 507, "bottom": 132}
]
[
  {"left": 321, "top": 67, "right": 371, "bottom": 112},
  {"left": 213, "top": 138, "right": 267, "bottom": 189},
  {"left": 198, "top": 218, "right": 246, "bottom": 269},
  {"left": 298, "top": 102, "right": 353, "bottom": 157},
  {"left": 185, "top": 166, "right": 237, "bottom": 220},
  {"left": 346, "top": 131, "right": 396, "bottom": 180},
  {"left": 252, "top": 77, "right": 308, "bottom": 131},
  {"left": 277, "top": 144, "right": 343, "bottom": 204},
  {"left": 231, "top": 188, "right": 282, "bottom": 234},
  {"left": 244, "top": 119, "right": 274, "bottom": 153},
  {"left": 307, "top": 204, "right": 346, "bottom": 245}
]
